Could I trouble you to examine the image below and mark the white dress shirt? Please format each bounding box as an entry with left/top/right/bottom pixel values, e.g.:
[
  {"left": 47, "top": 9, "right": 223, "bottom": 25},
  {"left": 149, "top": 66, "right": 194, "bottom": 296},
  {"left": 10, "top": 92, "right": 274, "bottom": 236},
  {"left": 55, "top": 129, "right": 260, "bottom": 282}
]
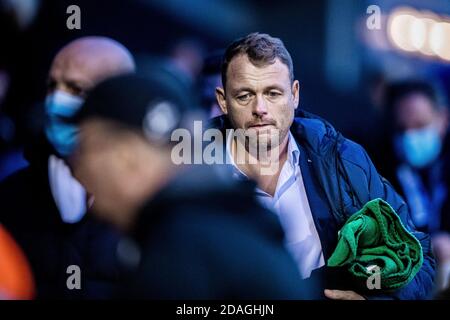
[{"left": 226, "top": 132, "right": 325, "bottom": 279}]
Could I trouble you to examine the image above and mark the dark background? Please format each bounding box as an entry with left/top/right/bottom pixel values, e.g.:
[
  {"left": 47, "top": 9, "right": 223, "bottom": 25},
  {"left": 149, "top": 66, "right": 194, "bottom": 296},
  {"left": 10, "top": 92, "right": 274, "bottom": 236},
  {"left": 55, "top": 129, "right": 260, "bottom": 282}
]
[{"left": 0, "top": 0, "right": 449, "bottom": 149}]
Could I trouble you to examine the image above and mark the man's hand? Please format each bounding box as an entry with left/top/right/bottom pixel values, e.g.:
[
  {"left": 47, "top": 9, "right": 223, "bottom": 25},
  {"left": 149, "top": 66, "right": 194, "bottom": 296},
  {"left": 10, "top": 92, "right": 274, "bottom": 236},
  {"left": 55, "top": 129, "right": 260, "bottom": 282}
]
[{"left": 324, "top": 289, "right": 365, "bottom": 300}]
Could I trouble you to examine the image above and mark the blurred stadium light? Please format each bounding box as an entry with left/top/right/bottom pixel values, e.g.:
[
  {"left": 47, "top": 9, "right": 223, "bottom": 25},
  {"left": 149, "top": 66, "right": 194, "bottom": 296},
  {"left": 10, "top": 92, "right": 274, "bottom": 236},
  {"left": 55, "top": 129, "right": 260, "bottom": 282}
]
[{"left": 388, "top": 6, "right": 450, "bottom": 62}]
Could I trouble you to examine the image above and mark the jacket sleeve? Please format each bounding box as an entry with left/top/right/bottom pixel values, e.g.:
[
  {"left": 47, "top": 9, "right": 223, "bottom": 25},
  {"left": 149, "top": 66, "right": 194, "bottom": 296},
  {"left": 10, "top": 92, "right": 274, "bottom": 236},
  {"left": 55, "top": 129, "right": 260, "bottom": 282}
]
[{"left": 341, "top": 140, "right": 436, "bottom": 300}]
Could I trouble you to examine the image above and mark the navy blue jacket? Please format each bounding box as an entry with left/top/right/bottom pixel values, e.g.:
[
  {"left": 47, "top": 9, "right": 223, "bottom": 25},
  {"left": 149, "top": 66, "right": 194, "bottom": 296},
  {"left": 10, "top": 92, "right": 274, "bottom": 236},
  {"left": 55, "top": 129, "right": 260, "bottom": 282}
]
[{"left": 210, "top": 111, "right": 435, "bottom": 299}]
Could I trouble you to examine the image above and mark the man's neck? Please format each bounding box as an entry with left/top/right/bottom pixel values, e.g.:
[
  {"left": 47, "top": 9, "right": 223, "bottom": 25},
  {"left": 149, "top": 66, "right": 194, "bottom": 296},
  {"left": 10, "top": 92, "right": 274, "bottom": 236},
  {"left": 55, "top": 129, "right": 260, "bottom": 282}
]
[{"left": 231, "top": 134, "right": 289, "bottom": 196}]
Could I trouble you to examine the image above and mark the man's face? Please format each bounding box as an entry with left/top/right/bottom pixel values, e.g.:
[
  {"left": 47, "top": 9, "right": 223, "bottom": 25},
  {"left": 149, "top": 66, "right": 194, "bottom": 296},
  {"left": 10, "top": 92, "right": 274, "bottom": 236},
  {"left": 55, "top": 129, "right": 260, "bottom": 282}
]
[
  {"left": 393, "top": 93, "right": 449, "bottom": 168},
  {"left": 216, "top": 54, "right": 299, "bottom": 151},
  {"left": 396, "top": 94, "right": 436, "bottom": 131},
  {"left": 71, "top": 118, "right": 170, "bottom": 229},
  {"left": 48, "top": 51, "right": 101, "bottom": 97},
  {"left": 45, "top": 55, "right": 91, "bottom": 157},
  {"left": 395, "top": 93, "right": 447, "bottom": 136},
  {"left": 45, "top": 48, "right": 105, "bottom": 157},
  {"left": 45, "top": 39, "right": 135, "bottom": 157},
  {"left": 71, "top": 119, "right": 132, "bottom": 226}
]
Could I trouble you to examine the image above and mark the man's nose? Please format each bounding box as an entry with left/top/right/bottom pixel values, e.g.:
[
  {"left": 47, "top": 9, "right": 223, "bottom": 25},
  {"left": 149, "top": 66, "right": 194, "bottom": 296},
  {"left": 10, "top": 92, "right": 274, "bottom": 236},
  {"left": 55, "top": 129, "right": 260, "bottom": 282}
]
[{"left": 252, "top": 95, "right": 268, "bottom": 116}]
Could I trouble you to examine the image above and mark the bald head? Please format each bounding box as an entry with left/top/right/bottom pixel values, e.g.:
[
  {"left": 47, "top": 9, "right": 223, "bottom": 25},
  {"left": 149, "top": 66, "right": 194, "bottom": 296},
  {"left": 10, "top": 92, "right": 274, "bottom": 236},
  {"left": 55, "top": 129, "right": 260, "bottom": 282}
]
[{"left": 48, "top": 36, "right": 135, "bottom": 97}]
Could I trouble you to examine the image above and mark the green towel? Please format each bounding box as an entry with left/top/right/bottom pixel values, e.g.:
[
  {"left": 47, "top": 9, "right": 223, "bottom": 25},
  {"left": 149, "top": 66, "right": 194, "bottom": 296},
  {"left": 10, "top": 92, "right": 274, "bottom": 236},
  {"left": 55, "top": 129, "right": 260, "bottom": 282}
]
[{"left": 327, "top": 198, "right": 423, "bottom": 291}]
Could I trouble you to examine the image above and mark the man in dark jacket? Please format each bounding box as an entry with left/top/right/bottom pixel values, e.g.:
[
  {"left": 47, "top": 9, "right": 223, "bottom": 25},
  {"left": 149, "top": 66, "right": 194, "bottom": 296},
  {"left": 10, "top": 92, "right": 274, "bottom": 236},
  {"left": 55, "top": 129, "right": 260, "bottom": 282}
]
[
  {"left": 377, "top": 81, "right": 450, "bottom": 294},
  {"left": 70, "top": 74, "right": 309, "bottom": 299},
  {"left": 211, "top": 32, "right": 435, "bottom": 299},
  {"left": 376, "top": 81, "right": 449, "bottom": 234},
  {"left": 0, "top": 36, "right": 135, "bottom": 298}
]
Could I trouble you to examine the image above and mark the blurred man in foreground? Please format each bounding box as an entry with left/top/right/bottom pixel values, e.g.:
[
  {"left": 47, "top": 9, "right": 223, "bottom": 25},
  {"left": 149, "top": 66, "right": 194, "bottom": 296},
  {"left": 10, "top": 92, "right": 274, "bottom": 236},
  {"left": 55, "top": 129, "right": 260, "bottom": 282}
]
[
  {"left": 381, "top": 81, "right": 450, "bottom": 294},
  {"left": 0, "top": 36, "right": 135, "bottom": 298},
  {"left": 71, "top": 73, "right": 308, "bottom": 299}
]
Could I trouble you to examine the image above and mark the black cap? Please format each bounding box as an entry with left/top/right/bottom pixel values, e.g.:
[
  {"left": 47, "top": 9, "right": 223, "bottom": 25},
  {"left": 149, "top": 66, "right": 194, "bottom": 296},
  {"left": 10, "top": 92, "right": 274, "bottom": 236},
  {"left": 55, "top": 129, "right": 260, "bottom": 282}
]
[{"left": 73, "top": 72, "right": 199, "bottom": 143}]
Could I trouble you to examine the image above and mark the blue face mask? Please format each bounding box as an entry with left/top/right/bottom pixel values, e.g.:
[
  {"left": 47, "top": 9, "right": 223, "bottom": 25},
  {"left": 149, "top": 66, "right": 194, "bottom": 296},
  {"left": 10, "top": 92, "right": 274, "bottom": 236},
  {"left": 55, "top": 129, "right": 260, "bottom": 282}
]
[
  {"left": 395, "top": 124, "right": 442, "bottom": 168},
  {"left": 45, "top": 90, "right": 84, "bottom": 157}
]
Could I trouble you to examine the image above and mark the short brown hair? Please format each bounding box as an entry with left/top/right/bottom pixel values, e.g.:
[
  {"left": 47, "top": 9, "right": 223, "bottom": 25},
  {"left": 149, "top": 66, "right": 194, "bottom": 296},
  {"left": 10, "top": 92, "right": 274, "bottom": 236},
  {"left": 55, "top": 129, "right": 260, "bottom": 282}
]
[{"left": 221, "top": 32, "right": 294, "bottom": 89}]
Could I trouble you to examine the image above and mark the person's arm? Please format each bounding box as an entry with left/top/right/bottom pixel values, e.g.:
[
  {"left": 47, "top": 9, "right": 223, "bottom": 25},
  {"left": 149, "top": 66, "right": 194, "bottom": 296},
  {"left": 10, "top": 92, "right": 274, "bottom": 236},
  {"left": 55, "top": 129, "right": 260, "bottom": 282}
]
[{"left": 343, "top": 142, "right": 436, "bottom": 299}]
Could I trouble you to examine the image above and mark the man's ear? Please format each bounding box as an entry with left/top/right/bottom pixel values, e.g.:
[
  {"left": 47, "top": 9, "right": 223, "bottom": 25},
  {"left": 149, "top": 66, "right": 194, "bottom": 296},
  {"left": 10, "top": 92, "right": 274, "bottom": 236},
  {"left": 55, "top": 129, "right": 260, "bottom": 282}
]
[
  {"left": 292, "top": 80, "right": 300, "bottom": 110},
  {"left": 215, "top": 87, "right": 228, "bottom": 115}
]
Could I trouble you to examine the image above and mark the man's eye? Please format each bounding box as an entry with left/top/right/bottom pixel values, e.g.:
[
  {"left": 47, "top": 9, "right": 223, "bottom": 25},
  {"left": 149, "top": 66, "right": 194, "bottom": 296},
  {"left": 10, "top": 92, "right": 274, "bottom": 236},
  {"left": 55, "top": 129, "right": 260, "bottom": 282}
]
[
  {"left": 65, "top": 81, "right": 87, "bottom": 97},
  {"left": 268, "top": 91, "right": 281, "bottom": 98},
  {"left": 69, "top": 86, "right": 85, "bottom": 97},
  {"left": 237, "top": 94, "right": 250, "bottom": 101}
]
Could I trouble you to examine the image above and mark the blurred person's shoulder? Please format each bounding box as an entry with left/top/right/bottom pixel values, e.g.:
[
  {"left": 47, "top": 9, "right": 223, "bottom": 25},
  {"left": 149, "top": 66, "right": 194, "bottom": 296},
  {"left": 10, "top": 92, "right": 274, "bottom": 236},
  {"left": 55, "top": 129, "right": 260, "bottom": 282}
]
[
  {"left": 0, "top": 134, "right": 53, "bottom": 194},
  {"left": 0, "top": 150, "right": 55, "bottom": 224},
  {"left": 292, "top": 110, "right": 372, "bottom": 169},
  {"left": 0, "top": 165, "right": 32, "bottom": 197},
  {"left": 0, "top": 165, "right": 33, "bottom": 224},
  {"left": 0, "top": 142, "right": 51, "bottom": 198},
  {"left": 131, "top": 164, "right": 284, "bottom": 245}
]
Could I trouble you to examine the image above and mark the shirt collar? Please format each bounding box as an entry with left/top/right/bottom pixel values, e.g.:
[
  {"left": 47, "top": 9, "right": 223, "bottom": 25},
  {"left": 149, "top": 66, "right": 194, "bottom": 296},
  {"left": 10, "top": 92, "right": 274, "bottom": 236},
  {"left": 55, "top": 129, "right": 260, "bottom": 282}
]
[{"left": 287, "top": 131, "right": 301, "bottom": 168}]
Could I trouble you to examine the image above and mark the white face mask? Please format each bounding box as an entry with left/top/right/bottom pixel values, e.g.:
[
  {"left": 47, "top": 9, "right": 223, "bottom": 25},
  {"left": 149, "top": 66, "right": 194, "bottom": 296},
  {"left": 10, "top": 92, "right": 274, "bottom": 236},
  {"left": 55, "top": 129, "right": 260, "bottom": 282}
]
[{"left": 48, "top": 155, "right": 87, "bottom": 223}]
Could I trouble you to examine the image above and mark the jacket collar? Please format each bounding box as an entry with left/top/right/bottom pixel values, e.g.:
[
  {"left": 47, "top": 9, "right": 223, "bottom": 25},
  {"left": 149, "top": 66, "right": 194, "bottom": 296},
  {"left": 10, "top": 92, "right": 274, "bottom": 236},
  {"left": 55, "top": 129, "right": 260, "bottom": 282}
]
[{"left": 209, "top": 109, "right": 342, "bottom": 158}]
